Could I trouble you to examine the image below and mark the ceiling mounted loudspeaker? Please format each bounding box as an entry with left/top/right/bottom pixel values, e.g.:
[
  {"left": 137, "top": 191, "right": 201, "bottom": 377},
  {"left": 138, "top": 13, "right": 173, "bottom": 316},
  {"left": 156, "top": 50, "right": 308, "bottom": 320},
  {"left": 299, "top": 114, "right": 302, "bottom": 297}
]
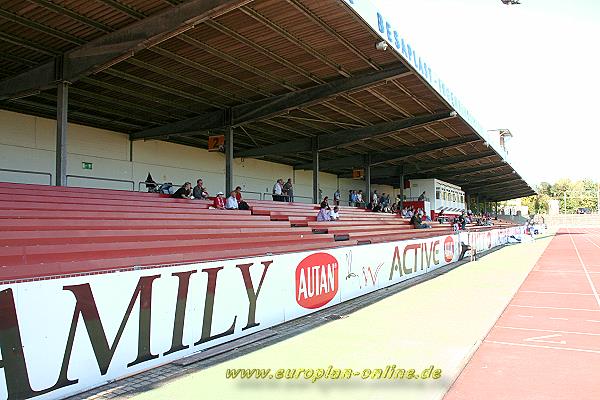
[{"left": 375, "top": 41, "right": 388, "bottom": 51}]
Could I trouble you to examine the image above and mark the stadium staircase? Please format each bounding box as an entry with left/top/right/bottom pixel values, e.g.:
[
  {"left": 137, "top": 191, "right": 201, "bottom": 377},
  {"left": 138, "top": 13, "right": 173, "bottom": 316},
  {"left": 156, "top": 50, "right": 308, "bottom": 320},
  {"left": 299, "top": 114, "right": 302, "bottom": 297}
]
[{"left": 0, "top": 182, "right": 514, "bottom": 282}]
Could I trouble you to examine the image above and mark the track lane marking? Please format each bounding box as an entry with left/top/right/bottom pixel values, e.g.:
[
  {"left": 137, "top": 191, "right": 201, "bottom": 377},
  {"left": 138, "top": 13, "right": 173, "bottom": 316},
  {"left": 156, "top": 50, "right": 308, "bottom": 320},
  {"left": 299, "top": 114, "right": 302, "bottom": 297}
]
[
  {"left": 485, "top": 340, "right": 600, "bottom": 354},
  {"left": 529, "top": 270, "right": 600, "bottom": 274},
  {"left": 521, "top": 290, "right": 595, "bottom": 296},
  {"left": 567, "top": 228, "right": 600, "bottom": 309},
  {"left": 523, "top": 334, "right": 566, "bottom": 344},
  {"left": 510, "top": 304, "right": 600, "bottom": 312},
  {"left": 495, "top": 326, "right": 600, "bottom": 336}
]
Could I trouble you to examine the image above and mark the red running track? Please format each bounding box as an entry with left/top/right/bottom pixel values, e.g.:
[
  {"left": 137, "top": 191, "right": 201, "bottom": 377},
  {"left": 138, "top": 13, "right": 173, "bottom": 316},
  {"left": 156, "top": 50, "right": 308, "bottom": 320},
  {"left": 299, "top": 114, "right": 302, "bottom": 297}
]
[{"left": 445, "top": 227, "right": 600, "bottom": 400}]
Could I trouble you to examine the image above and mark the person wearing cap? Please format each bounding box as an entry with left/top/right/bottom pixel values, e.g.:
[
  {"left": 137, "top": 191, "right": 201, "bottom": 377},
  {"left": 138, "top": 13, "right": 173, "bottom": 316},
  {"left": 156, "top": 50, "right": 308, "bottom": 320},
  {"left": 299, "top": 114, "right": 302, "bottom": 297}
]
[
  {"left": 226, "top": 191, "right": 239, "bottom": 210},
  {"left": 213, "top": 191, "right": 225, "bottom": 209}
]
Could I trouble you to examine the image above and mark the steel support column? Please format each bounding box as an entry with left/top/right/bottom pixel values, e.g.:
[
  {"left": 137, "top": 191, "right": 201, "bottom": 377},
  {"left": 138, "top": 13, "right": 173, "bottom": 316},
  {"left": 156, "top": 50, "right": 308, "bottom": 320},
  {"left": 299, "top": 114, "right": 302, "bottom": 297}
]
[
  {"left": 55, "top": 81, "right": 68, "bottom": 186},
  {"left": 312, "top": 137, "right": 319, "bottom": 204},
  {"left": 364, "top": 154, "right": 371, "bottom": 208},
  {"left": 225, "top": 123, "right": 234, "bottom": 195},
  {"left": 399, "top": 165, "right": 405, "bottom": 212}
]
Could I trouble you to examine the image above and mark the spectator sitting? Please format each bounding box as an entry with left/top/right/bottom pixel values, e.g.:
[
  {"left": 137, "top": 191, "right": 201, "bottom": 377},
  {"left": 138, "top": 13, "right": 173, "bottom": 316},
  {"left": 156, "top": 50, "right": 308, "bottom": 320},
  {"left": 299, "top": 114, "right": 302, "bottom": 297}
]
[
  {"left": 418, "top": 191, "right": 426, "bottom": 201},
  {"left": 356, "top": 191, "right": 363, "bottom": 206},
  {"left": 321, "top": 196, "right": 329, "bottom": 209},
  {"left": 172, "top": 182, "right": 192, "bottom": 199},
  {"left": 226, "top": 191, "right": 239, "bottom": 210},
  {"left": 213, "top": 192, "right": 225, "bottom": 209},
  {"left": 410, "top": 211, "right": 430, "bottom": 229},
  {"left": 193, "top": 179, "right": 209, "bottom": 200},
  {"left": 234, "top": 186, "right": 250, "bottom": 210},
  {"left": 329, "top": 206, "right": 340, "bottom": 221},
  {"left": 437, "top": 210, "right": 448, "bottom": 223},
  {"left": 316, "top": 205, "right": 330, "bottom": 222},
  {"left": 459, "top": 212, "right": 467, "bottom": 230}
]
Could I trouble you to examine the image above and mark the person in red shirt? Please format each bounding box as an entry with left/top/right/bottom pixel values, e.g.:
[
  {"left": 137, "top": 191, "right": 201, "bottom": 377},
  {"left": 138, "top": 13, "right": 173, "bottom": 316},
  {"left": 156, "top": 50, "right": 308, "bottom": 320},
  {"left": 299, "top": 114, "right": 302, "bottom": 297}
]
[
  {"left": 234, "top": 186, "right": 243, "bottom": 203},
  {"left": 213, "top": 192, "right": 225, "bottom": 209}
]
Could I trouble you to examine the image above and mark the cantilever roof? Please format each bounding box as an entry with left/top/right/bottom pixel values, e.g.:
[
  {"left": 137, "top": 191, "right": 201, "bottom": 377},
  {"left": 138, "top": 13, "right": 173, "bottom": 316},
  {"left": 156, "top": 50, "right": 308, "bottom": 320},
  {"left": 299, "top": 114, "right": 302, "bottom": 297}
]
[{"left": 0, "top": 0, "right": 535, "bottom": 201}]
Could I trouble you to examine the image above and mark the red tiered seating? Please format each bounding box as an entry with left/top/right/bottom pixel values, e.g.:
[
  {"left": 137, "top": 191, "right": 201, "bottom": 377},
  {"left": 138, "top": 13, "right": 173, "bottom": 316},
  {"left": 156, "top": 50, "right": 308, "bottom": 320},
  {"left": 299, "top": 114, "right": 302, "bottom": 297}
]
[{"left": 0, "top": 183, "right": 460, "bottom": 281}]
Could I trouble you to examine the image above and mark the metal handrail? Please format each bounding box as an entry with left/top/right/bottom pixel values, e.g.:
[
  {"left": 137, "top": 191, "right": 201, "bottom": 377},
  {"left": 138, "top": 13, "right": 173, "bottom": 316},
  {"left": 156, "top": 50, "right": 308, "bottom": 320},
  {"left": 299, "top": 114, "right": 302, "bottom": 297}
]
[
  {"left": 241, "top": 190, "right": 262, "bottom": 200},
  {"left": 403, "top": 197, "right": 430, "bottom": 202},
  {"left": 0, "top": 168, "right": 53, "bottom": 185},
  {"left": 261, "top": 193, "right": 314, "bottom": 203},
  {"left": 67, "top": 175, "right": 135, "bottom": 190}
]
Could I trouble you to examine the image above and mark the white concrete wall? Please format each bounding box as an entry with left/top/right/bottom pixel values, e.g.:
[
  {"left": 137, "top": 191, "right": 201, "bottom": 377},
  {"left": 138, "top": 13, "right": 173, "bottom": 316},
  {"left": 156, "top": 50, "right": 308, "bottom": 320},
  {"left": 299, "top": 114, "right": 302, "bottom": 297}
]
[{"left": 0, "top": 110, "right": 395, "bottom": 201}]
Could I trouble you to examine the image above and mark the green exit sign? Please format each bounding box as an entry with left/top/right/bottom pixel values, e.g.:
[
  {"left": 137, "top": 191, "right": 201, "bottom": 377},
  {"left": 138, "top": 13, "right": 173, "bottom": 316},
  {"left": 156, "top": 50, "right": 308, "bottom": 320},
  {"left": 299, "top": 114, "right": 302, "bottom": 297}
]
[{"left": 82, "top": 162, "right": 93, "bottom": 170}]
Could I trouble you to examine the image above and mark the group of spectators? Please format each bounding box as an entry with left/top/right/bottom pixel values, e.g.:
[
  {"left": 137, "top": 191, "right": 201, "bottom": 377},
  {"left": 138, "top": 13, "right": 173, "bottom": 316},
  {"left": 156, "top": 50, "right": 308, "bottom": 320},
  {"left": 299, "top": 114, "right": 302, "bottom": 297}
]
[
  {"left": 316, "top": 196, "right": 340, "bottom": 221},
  {"left": 449, "top": 210, "right": 495, "bottom": 231},
  {"left": 272, "top": 178, "right": 294, "bottom": 202},
  {"left": 348, "top": 190, "right": 398, "bottom": 213},
  {"left": 171, "top": 179, "right": 249, "bottom": 210}
]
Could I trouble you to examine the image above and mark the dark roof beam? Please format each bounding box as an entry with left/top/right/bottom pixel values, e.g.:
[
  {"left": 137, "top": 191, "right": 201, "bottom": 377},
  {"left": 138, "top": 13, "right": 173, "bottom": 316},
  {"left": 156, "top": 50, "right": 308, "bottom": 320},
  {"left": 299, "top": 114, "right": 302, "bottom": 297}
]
[
  {"left": 295, "top": 135, "right": 480, "bottom": 170},
  {"left": 411, "top": 151, "right": 498, "bottom": 175},
  {"left": 462, "top": 178, "right": 525, "bottom": 192},
  {"left": 0, "top": 0, "right": 251, "bottom": 100},
  {"left": 130, "top": 64, "right": 411, "bottom": 140},
  {"left": 236, "top": 111, "right": 456, "bottom": 158}
]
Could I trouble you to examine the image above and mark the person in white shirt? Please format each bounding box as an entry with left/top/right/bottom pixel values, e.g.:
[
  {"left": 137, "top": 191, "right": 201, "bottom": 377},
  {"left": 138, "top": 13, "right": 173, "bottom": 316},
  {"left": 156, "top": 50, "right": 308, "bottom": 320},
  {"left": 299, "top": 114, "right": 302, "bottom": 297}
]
[
  {"left": 329, "top": 206, "right": 340, "bottom": 221},
  {"left": 272, "top": 179, "right": 283, "bottom": 201},
  {"left": 226, "top": 191, "right": 239, "bottom": 209}
]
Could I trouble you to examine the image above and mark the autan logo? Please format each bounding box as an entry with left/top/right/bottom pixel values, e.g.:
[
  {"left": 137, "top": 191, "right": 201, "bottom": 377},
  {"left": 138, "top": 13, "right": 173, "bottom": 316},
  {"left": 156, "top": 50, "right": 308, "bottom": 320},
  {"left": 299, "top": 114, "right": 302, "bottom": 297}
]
[
  {"left": 295, "top": 253, "right": 339, "bottom": 309},
  {"left": 444, "top": 236, "right": 455, "bottom": 263}
]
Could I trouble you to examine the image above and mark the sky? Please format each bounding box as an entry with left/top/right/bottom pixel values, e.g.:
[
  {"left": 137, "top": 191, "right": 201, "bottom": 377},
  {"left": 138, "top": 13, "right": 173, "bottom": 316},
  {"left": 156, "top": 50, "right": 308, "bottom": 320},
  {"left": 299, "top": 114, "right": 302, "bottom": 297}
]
[{"left": 376, "top": 0, "right": 600, "bottom": 185}]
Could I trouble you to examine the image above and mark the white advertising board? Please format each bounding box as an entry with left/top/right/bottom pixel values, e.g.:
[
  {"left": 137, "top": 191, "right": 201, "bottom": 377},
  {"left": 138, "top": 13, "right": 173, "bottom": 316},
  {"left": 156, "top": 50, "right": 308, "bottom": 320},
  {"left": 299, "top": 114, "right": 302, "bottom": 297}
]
[{"left": 0, "top": 231, "right": 511, "bottom": 400}]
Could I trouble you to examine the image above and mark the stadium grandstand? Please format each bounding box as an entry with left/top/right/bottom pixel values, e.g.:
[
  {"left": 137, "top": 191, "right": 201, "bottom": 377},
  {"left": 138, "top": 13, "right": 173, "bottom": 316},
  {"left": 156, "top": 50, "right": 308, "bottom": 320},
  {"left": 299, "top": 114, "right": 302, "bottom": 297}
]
[{"left": 0, "top": 1, "right": 541, "bottom": 400}]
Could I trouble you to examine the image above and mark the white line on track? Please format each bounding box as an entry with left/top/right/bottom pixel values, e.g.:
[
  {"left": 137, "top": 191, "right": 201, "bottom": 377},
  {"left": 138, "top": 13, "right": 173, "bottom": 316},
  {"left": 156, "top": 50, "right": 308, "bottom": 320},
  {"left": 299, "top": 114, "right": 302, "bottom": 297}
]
[
  {"left": 549, "top": 317, "right": 569, "bottom": 320},
  {"left": 517, "top": 315, "right": 533, "bottom": 318},
  {"left": 568, "top": 228, "right": 600, "bottom": 309},
  {"left": 586, "top": 320, "right": 600, "bottom": 323},
  {"left": 530, "top": 270, "right": 600, "bottom": 274},
  {"left": 510, "top": 305, "right": 600, "bottom": 312},
  {"left": 485, "top": 340, "right": 600, "bottom": 354},
  {"left": 495, "top": 326, "right": 600, "bottom": 336},
  {"left": 521, "top": 290, "right": 595, "bottom": 296}
]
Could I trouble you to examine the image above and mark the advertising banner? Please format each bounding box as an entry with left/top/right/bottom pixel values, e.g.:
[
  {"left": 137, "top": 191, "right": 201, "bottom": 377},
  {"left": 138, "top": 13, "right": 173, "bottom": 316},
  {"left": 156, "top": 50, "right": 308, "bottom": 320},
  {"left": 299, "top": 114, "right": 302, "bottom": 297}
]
[{"left": 0, "top": 232, "right": 481, "bottom": 400}]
